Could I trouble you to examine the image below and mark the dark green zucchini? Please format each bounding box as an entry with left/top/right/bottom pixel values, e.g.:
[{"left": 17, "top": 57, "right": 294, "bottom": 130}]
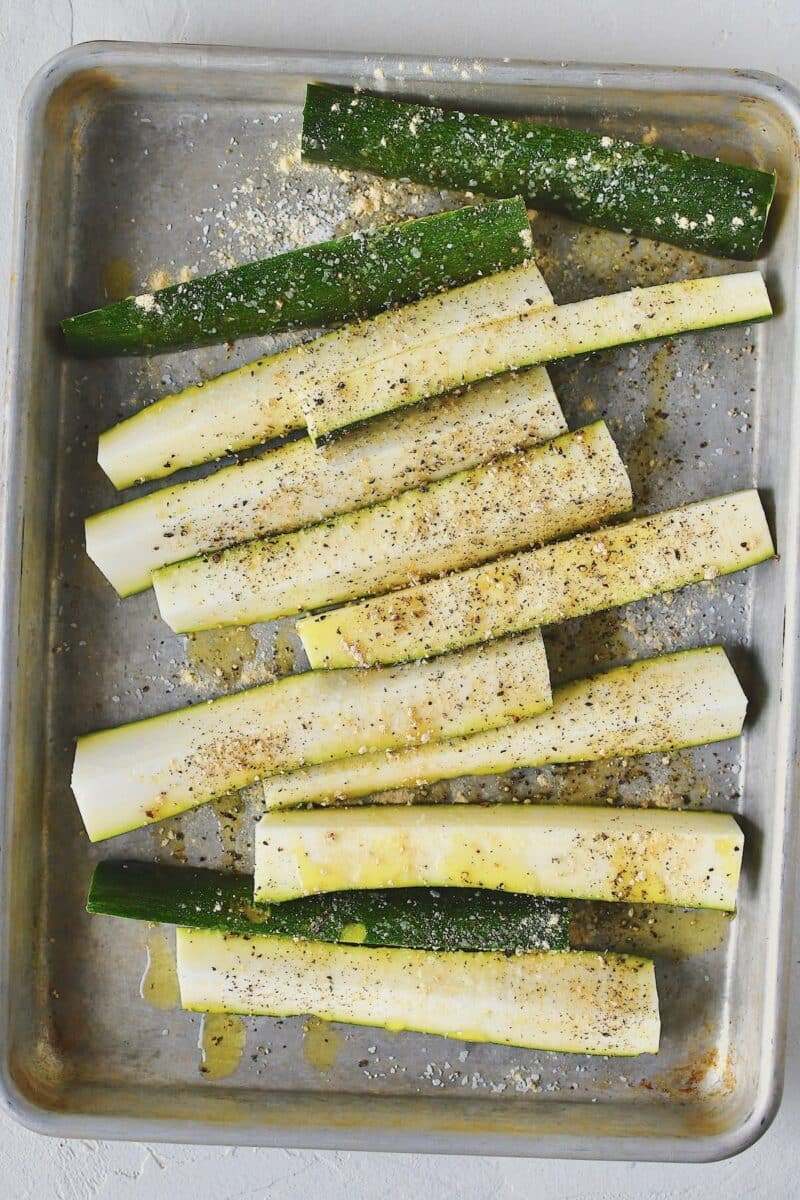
[
  {"left": 87, "top": 860, "right": 569, "bottom": 952},
  {"left": 302, "top": 84, "right": 775, "bottom": 260},
  {"left": 61, "top": 199, "right": 532, "bottom": 356}
]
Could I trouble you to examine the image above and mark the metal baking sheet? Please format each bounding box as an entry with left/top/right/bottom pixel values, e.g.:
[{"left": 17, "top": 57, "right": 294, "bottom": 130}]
[{"left": 1, "top": 42, "right": 799, "bottom": 1160}]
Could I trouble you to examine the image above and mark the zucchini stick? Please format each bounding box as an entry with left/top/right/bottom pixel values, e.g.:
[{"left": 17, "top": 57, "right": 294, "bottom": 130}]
[
  {"left": 254, "top": 804, "right": 743, "bottom": 911},
  {"left": 63, "top": 197, "right": 534, "bottom": 354},
  {"left": 98, "top": 258, "right": 554, "bottom": 488},
  {"left": 87, "top": 861, "right": 570, "bottom": 952},
  {"left": 262, "top": 646, "right": 745, "bottom": 809},
  {"left": 302, "top": 83, "right": 775, "bottom": 259},
  {"left": 301, "top": 272, "right": 772, "bottom": 441},
  {"left": 299, "top": 490, "right": 774, "bottom": 667},
  {"left": 177, "top": 929, "right": 660, "bottom": 1055},
  {"left": 87, "top": 368, "right": 565, "bottom": 597},
  {"left": 153, "top": 421, "right": 631, "bottom": 632},
  {"left": 71, "top": 629, "right": 551, "bottom": 841}
]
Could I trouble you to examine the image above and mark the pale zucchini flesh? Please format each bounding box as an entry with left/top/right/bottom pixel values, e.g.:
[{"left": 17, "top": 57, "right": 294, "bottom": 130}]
[
  {"left": 299, "top": 490, "right": 774, "bottom": 667},
  {"left": 302, "top": 272, "right": 772, "bottom": 441},
  {"left": 176, "top": 929, "right": 661, "bottom": 1056},
  {"left": 153, "top": 421, "right": 632, "bottom": 633},
  {"left": 262, "top": 646, "right": 745, "bottom": 809},
  {"left": 254, "top": 804, "right": 744, "bottom": 911},
  {"left": 71, "top": 629, "right": 550, "bottom": 841},
  {"left": 86, "top": 369, "right": 565, "bottom": 597},
  {"left": 98, "top": 261, "right": 555, "bottom": 489}
]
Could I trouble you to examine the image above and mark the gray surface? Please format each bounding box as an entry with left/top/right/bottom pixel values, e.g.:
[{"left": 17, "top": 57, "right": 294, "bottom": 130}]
[{"left": 0, "top": 1, "right": 800, "bottom": 1197}]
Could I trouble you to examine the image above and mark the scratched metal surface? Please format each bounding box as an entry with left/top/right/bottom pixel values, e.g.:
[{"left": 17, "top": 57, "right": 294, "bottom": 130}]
[{"left": 1, "top": 44, "right": 799, "bottom": 1159}]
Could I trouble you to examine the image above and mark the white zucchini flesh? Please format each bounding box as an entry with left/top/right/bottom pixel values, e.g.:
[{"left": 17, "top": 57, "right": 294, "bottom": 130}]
[
  {"left": 261, "top": 646, "right": 745, "bottom": 809},
  {"left": 298, "top": 490, "right": 774, "bottom": 667},
  {"left": 70, "top": 629, "right": 551, "bottom": 842},
  {"left": 153, "top": 421, "right": 632, "bottom": 633},
  {"left": 176, "top": 929, "right": 661, "bottom": 1056},
  {"left": 301, "top": 271, "right": 772, "bottom": 441},
  {"left": 254, "top": 804, "right": 744, "bottom": 911},
  {"left": 98, "top": 261, "right": 555, "bottom": 489},
  {"left": 86, "top": 369, "right": 565, "bottom": 598}
]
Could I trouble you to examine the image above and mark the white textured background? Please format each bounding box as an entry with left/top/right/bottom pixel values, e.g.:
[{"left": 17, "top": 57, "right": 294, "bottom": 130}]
[{"left": 2, "top": 2, "right": 800, "bottom": 1197}]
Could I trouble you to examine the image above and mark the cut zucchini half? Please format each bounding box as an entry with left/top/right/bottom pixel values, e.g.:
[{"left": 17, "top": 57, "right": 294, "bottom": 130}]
[
  {"left": 153, "top": 421, "right": 631, "bottom": 633},
  {"left": 301, "top": 271, "right": 772, "bottom": 441},
  {"left": 302, "top": 83, "right": 775, "bottom": 259},
  {"left": 87, "top": 860, "right": 570, "bottom": 952},
  {"left": 87, "top": 368, "right": 565, "bottom": 597},
  {"left": 262, "top": 646, "right": 745, "bottom": 809},
  {"left": 254, "top": 804, "right": 743, "bottom": 911},
  {"left": 299, "top": 490, "right": 774, "bottom": 667},
  {"left": 62, "top": 198, "right": 534, "bottom": 355},
  {"left": 176, "top": 929, "right": 660, "bottom": 1055},
  {"left": 98, "top": 258, "right": 555, "bottom": 489},
  {"left": 71, "top": 629, "right": 551, "bottom": 841}
]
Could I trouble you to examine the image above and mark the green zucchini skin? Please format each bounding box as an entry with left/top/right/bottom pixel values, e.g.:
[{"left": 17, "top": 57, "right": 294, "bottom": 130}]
[
  {"left": 302, "top": 84, "right": 775, "bottom": 260},
  {"left": 61, "top": 199, "right": 532, "bottom": 356},
  {"left": 86, "top": 860, "right": 569, "bottom": 952}
]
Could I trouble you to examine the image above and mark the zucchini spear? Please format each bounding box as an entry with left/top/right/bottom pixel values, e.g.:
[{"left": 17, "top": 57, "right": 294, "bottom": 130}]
[
  {"left": 87, "top": 860, "right": 570, "bottom": 952},
  {"left": 177, "top": 929, "right": 660, "bottom": 1055},
  {"left": 98, "top": 257, "right": 554, "bottom": 489},
  {"left": 86, "top": 368, "right": 565, "bottom": 598},
  {"left": 63, "top": 198, "right": 533, "bottom": 355},
  {"left": 97, "top": 267, "right": 770, "bottom": 483},
  {"left": 71, "top": 629, "right": 551, "bottom": 841},
  {"left": 152, "top": 421, "right": 631, "bottom": 632},
  {"left": 299, "top": 490, "right": 774, "bottom": 667},
  {"left": 302, "top": 83, "right": 775, "bottom": 259},
  {"left": 262, "top": 646, "right": 745, "bottom": 809},
  {"left": 254, "top": 804, "right": 744, "bottom": 911},
  {"left": 301, "top": 271, "right": 772, "bottom": 441}
]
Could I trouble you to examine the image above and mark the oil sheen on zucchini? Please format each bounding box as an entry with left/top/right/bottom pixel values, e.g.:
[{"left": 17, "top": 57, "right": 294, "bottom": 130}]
[
  {"left": 152, "top": 421, "right": 631, "bottom": 632},
  {"left": 298, "top": 490, "right": 774, "bottom": 667},
  {"left": 87, "top": 860, "right": 570, "bottom": 952},
  {"left": 176, "top": 929, "right": 661, "bottom": 1055},
  {"left": 62, "top": 197, "right": 533, "bottom": 354},
  {"left": 262, "top": 646, "right": 745, "bottom": 809},
  {"left": 71, "top": 629, "right": 551, "bottom": 841},
  {"left": 302, "top": 83, "right": 775, "bottom": 259},
  {"left": 254, "top": 804, "right": 743, "bottom": 911}
]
